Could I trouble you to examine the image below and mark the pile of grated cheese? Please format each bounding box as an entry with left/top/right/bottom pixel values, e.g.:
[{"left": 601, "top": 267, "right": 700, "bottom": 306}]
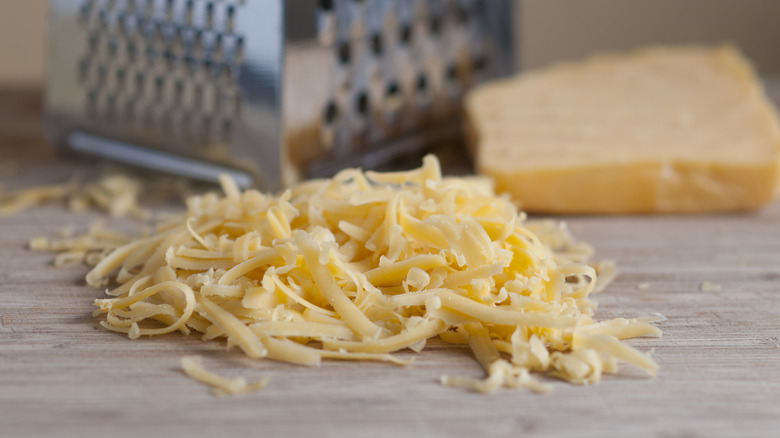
[{"left": 74, "top": 155, "right": 660, "bottom": 393}]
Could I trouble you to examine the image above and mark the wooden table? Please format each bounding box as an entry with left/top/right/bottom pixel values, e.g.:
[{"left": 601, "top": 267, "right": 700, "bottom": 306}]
[{"left": 1, "top": 86, "right": 779, "bottom": 438}]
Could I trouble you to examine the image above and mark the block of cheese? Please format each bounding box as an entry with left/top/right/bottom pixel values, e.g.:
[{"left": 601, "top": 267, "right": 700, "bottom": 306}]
[{"left": 466, "top": 45, "right": 780, "bottom": 213}]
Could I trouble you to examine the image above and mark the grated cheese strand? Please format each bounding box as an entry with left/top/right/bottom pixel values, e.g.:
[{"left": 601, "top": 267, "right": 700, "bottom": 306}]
[
  {"left": 194, "top": 295, "right": 267, "bottom": 358},
  {"left": 181, "top": 355, "right": 269, "bottom": 396},
  {"left": 296, "top": 232, "right": 384, "bottom": 340}
]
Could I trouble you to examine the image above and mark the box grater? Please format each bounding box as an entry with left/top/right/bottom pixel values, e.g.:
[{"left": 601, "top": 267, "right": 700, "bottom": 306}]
[{"left": 45, "top": 0, "right": 515, "bottom": 191}]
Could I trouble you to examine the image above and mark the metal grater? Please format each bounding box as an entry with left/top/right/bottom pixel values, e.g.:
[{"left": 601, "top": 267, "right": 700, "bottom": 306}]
[{"left": 45, "top": 0, "right": 515, "bottom": 191}]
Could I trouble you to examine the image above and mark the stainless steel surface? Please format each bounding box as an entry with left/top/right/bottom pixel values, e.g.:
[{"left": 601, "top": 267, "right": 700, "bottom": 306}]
[{"left": 46, "top": 0, "right": 514, "bottom": 191}]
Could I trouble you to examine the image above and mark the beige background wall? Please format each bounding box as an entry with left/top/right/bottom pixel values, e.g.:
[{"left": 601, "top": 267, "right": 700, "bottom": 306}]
[
  {"left": 0, "top": 1, "right": 49, "bottom": 86},
  {"left": 0, "top": 0, "right": 779, "bottom": 86},
  {"left": 519, "top": 0, "right": 780, "bottom": 73}
]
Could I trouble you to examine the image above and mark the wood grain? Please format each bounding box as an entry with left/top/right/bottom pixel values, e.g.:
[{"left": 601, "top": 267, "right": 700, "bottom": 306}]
[{"left": 1, "top": 85, "right": 779, "bottom": 438}]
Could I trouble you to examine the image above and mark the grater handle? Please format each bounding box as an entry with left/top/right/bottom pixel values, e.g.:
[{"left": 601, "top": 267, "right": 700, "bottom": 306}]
[{"left": 69, "top": 131, "right": 254, "bottom": 187}]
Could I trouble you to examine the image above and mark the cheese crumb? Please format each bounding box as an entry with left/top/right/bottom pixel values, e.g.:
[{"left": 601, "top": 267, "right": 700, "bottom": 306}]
[{"left": 699, "top": 281, "right": 722, "bottom": 292}]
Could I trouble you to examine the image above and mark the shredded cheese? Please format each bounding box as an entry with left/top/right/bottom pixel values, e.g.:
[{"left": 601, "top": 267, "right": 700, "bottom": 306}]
[
  {"left": 180, "top": 355, "right": 269, "bottom": 396},
  {"left": 1, "top": 175, "right": 148, "bottom": 218},
  {"left": 37, "top": 155, "right": 662, "bottom": 393},
  {"left": 699, "top": 281, "right": 722, "bottom": 292}
]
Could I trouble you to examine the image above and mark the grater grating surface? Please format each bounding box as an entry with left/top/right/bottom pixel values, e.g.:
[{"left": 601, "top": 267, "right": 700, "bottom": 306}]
[
  {"left": 46, "top": 0, "right": 514, "bottom": 191},
  {"left": 76, "top": 0, "right": 245, "bottom": 147}
]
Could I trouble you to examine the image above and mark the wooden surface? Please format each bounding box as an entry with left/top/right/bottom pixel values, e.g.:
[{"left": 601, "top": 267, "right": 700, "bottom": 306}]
[{"left": 1, "top": 86, "right": 779, "bottom": 438}]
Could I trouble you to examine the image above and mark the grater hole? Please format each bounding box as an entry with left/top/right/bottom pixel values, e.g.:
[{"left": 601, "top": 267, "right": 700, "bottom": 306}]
[
  {"left": 124, "top": 100, "right": 135, "bottom": 120},
  {"left": 429, "top": 16, "right": 442, "bottom": 35},
  {"left": 203, "top": 58, "right": 215, "bottom": 76},
  {"left": 87, "top": 89, "right": 99, "bottom": 108},
  {"left": 318, "top": 0, "right": 334, "bottom": 11},
  {"left": 88, "top": 33, "right": 100, "bottom": 50},
  {"left": 446, "top": 65, "right": 456, "bottom": 79},
  {"left": 174, "top": 78, "right": 185, "bottom": 102},
  {"left": 337, "top": 41, "right": 351, "bottom": 65},
  {"left": 200, "top": 115, "right": 213, "bottom": 138},
  {"left": 473, "top": 56, "right": 488, "bottom": 73},
  {"left": 116, "top": 67, "right": 126, "bottom": 86},
  {"left": 455, "top": 5, "right": 469, "bottom": 25},
  {"left": 105, "top": 93, "right": 117, "bottom": 119},
  {"left": 98, "top": 9, "right": 109, "bottom": 29},
  {"left": 97, "top": 64, "right": 108, "bottom": 83},
  {"left": 370, "top": 33, "right": 383, "bottom": 56},
  {"left": 184, "top": 55, "right": 197, "bottom": 72},
  {"left": 445, "top": 64, "right": 459, "bottom": 89},
  {"left": 160, "top": 112, "right": 172, "bottom": 134},
  {"left": 135, "top": 71, "right": 145, "bottom": 87},
  {"left": 232, "top": 93, "right": 242, "bottom": 117},
  {"left": 194, "top": 28, "right": 204, "bottom": 51},
  {"left": 473, "top": 0, "right": 486, "bottom": 14},
  {"left": 399, "top": 24, "right": 412, "bottom": 45},
  {"left": 220, "top": 119, "right": 233, "bottom": 141},
  {"left": 384, "top": 81, "right": 401, "bottom": 110},
  {"left": 154, "top": 75, "right": 165, "bottom": 96},
  {"left": 214, "top": 33, "right": 224, "bottom": 59},
  {"left": 416, "top": 74, "right": 429, "bottom": 96},
  {"left": 164, "top": 49, "right": 176, "bottom": 66},
  {"left": 234, "top": 36, "right": 245, "bottom": 61},
  {"left": 226, "top": 4, "right": 236, "bottom": 30},
  {"left": 220, "top": 65, "right": 235, "bottom": 86},
  {"left": 323, "top": 101, "right": 339, "bottom": 125},
  {"left": 355, "top": 92, "right": 369, "bottom": 116},
  {"left": 193, "top": 84, "right": 204, "bottom": 105},
  {"left": 146, "top": 46, "right": 157, "bottom": 64},
  {"left": 78, "top": 58, "right": 90, "bottom": 82},
  {"left": 173, "top": 24, "right": 184, "bottom": 45},
  {"left": 117, "top": 12, "right": 128, "bottom": 34},
  {"left": 184, "top": 1, "right": 194, "bottom": 24},
  {"left": 79, "top": 2, "right": 91, "bottom": 21},
  {"left": 205, "top": 2, "right": 215, "bottom": 28},
  {"left": 143, "top": 0, "right": 154, "bottom": 19},
  {"left": 108, "top": 38, "right": 118, "bottom": 56},
  {"left": 127, "top": 41, "right": 138, "bottom": 60}
]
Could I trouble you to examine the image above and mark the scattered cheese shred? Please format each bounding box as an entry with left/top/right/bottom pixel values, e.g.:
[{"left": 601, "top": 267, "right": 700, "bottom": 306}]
[
  {"left": 180, "top": 355, "right": 269, "bottom": 396},
  {"left": 0, "top": 182, "right": 75, "bottom": 216},
  {"left": 699, "top": 281, "right": 723, "bottom": 292},
  {"left": 40, "top": 155, "right": 662, "bottom": 393},
  {"left": 1, "top": 175, "right": 148, "bottom": 218}
]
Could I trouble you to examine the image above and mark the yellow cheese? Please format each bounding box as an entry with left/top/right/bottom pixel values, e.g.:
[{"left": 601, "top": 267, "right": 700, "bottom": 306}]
[
  {"left": 180, "top": 355, "right": 269, "bottom": 396},
  {"left": 0, "top": 175, "right": 149, "bottom": 218},
  {"left": 35, "top": 155, "right": 662, "bottom": 393},
  {"left": 467, "top": 45, "right": 780, "bottom": 213}
]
